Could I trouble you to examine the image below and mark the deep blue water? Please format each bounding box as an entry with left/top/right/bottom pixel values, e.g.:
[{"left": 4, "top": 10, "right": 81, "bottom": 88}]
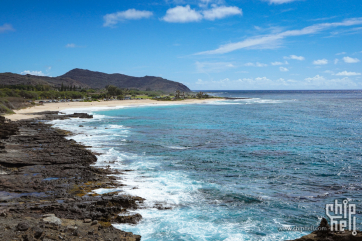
[{"left": 52, "top": 90, "right": 362, "bottom": 240}]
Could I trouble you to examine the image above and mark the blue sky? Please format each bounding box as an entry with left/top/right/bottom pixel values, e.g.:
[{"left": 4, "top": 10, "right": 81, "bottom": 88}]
[{"left": 1, "top": 0, "right": 362, "bottom": 90}]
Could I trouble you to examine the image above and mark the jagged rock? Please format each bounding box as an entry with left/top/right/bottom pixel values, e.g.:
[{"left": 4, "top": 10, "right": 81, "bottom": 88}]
[
  {"left": 289, "top": 218, "right": 362, "bottom": 241},
  {"left": 115, "top": 213, "right": 142, "bottom": 224},
  {"left": 0, "top": 117, "right": 143, "bottom": 241}
]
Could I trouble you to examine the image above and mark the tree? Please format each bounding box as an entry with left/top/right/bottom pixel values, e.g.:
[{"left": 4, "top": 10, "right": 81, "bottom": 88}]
[
  {"left": 106, "top": 85, "right": 118, "bottom": 96},
  {"left": 175, "top": 90, "right": 181, "bottom": 99},
  {"left": 196, "top": 91, "right": 204, "bottom": 99}
]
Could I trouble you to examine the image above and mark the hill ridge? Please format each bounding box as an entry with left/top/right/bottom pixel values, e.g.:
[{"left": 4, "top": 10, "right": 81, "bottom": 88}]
[{"left": 0, "top": 68, "right": 191, "bottom": 93}]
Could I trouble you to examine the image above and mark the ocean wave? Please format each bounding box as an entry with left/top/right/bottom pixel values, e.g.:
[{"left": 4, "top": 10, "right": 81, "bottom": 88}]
[{"left": 164, "top": 145, "right": 191, "bottom": 150}]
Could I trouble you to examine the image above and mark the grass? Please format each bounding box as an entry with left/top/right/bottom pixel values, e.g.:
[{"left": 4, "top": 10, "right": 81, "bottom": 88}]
[{"left": 135, "top": 95, "right": 153, "bottom": 99}]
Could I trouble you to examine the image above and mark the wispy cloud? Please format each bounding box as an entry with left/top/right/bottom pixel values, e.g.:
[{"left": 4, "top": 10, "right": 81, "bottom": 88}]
[
  {"left": 0, "top": 23, "right": 15, "bottom": 33},
  {"left": 279, "top": 67, "right": 289, "bottom": 72},
  {"left": 244, "top": 62, "right": 268, "bottom": 67},
  {"left": 162, "top": 5, "right": 242, "bottom": 23},
  {"left": 313, "top": 59, "right": 328, "bottom": 65},
  {"left": 336, "top": 52, "right": 346, "bottom": 55},
  {"left": 202, "top": 6, "right": 242, "bottom": 20},
  {"left": 198, "top": 0, "right": 226, "bottom": 8},
  {"left": 343, "top": 56, "right": 360, "bottom": 63},
  {"left": 66, "top": 43, "right": 76, "bottom": 48},
  {"left": 103, "top": 9, "right": 153, "bottom": 27},
  {"left": 196, "top": 61, "right": 235, "bottom": 73},
  {"left": 271, "top": 61, "right": 289, "bottom": 65},
  {"left": 284, "top": 55, "right": 305, "bottom": 61},
  {"left": 335, "top": 71, "right": 361, "bottom": 76},
  {"left": 21, "top": 70, "right": 48, "bottom": 76},
  {"left": 193, "top": 75, "right": 360, "bottom": 90},
  {"left": 264, "top": 0, "right": 301, "bottom": 4},
  {"left": 195, "top": 18, "right": 362, "bottom": 55},
  {"left": 334, "top": 59, "right": 339, "bottom": 64},
  {"left": 304, "top": 75, "right": 359, "bottom": 88}
]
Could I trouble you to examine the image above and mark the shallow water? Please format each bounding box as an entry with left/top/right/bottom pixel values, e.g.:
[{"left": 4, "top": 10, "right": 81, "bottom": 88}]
[{"left": 51, "top": 90, "right": 362, "bottom": 240}]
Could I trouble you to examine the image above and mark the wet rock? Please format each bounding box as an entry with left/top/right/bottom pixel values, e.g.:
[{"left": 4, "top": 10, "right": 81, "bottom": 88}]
[
  {"left": 116, "top": 213, "right": 142, "bottom": 224},
  {"left": 289, "top": 218, "right": 362, "bottom": 241},
  {"left": 0, "top": 117, "right": 143, "bottom": 241}
]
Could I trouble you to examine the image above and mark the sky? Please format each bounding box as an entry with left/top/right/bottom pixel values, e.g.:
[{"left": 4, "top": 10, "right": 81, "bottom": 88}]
[{"left": 1, "top": 0, "right": 362, "bottom": 90}]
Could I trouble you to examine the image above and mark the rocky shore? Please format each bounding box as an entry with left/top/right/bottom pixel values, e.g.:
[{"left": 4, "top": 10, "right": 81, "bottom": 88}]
[
  {"left": 2, "top": 112, "right": 362, "bottom": 241},
  {"left": 0, "top": 112, "right": 143, "bottom": 241}
]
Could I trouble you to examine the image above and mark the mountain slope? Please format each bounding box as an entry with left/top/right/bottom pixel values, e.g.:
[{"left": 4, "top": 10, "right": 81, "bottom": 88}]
[
  {"left": 0, "top": 73, "right": 89, "bottom": 88},
  {"left": 61, "top": 68, "right": 191, "bottom": 92}
]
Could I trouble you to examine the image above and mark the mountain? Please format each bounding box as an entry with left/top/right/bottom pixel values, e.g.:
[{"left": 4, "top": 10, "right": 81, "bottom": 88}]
[
  {"left": 0, "top": 69, "right": 191, "bottom": 93},
  {"left": 0, "top": 72, "right": 89, "bottom": 89},
  {"left": 60, "top": 68, "right": 191, "bottom": 92}
]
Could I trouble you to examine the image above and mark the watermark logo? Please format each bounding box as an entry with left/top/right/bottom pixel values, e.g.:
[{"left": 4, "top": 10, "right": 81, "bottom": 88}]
[{"left": 326, "top": 199, "right": 357, "bottom": 236}]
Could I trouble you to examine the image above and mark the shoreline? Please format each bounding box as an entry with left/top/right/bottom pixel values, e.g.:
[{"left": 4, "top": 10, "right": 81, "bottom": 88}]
[
  {"left": 5, "top": 99, "right": 223, "bottom": 121},
  {"left": 2, "top": 99, "right": 358, "bottom": 240},
  {"left": 0, "top": 112, "right": 144, "bottom": 240}
]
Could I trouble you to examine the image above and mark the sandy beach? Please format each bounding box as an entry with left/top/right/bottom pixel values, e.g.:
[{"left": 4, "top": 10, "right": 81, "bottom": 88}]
[{"left": 5, "top": 99, "right": 221, "bottom": 121}]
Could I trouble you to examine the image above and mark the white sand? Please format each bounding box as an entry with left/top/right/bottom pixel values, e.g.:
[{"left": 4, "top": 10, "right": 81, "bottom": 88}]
[{"left": 5, "top": 99, "right": 221, "bottom": 121}]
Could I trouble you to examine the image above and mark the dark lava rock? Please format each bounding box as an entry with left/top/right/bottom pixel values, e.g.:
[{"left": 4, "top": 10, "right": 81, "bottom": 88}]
[
  {"left": 289, "top": 218, "right": 362, "bottom": 241},
  {"left": 33, "top": 227, "right": 43, "bottom": 238},
  {"left": 0, "top": 116, "right": 143, "bottom": 241},
  {"left": 116, "top": 213, "right": 142, "bottom": 224},
  {"left": 68, "top": 113, "right": 93, "bottom": 118},
  {"left": 16, "top": 222, "right": 29, "bottom": 231}
]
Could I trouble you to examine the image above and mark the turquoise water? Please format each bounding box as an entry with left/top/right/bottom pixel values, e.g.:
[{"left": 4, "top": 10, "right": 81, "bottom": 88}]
[{"left": 52, "top": 90, "right": 362, "bottom": 240}]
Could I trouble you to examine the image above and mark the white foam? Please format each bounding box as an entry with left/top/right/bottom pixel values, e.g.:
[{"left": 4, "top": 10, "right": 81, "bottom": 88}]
[
  {"left": 164, "top": 145, "right": 190, "bottom": 150},
  {"left": 92, "top": 188, "right": 123, "bottom": 195}
]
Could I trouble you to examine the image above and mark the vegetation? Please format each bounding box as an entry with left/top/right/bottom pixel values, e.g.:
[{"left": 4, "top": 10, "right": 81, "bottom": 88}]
[{"left": 0, "top": 82, "right": 218, "bottom": 114}]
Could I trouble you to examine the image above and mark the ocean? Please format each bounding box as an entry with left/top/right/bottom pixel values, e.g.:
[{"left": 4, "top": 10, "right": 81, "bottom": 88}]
[{"left": 50, "top": 90, "right": 362, "bottom": 241}]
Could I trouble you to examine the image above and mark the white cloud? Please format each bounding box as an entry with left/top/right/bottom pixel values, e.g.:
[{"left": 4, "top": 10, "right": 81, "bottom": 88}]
[
  {"left": 305, "top": 75, "right": 326, "bottom": 82},
  {"left": 198, "top": 0, "right": 225, "bottom": 8},
  {"left": 324, "top": 70, "right": 334, "bottom": 74},
  {"left": 343, "top": 56, "right": 360, "bottom": 63},
  {"left": 335, "top": 71, "right": 361, "bottom": 76},
  {"left": 244, "top": 62, "right": 267, "bottom": 67},
  {"left": 192, "top": 74, "right": 360, "bottom": 90},
  {"left": 103, "top": 9, "right": 153, "bottom": 27},
  {"left": 196, "top": 61, "right": 235, "bottom": 73},
  {"left": 271, "top": 61, "right": 284, "bottom": 65},
  {"left": 21, "top": 70, "right": 48, "bottom": 76},
  {"left": 163, "top": 5, "right": 242, "bottom": 23},
  {"left": 336, "top": 52, "right": 346, "bottom": 55},
  {"left": 195, "top": 17, "right": 362, "bottom": 55},
  {"left": 202, "top": 6, "right": 242, "bottom": 20},
  {"left": 284, "top": 55, "right": 305, "bottom": 61},
  {"left": 334, "top": 59, "right": 339, "bottom": 64},
  {"left": 266, "top": 0, "right": 300, "bottom": 4},
  {"left": 0, "top": 23, "right": 15, "bottom": 33},
  {"left": 279, "top": 67, "right": 289, "bottom": 72},
  {"left": 313, "top": 59, "right": 328, "bottom": 65},
  {"left": 66, "top": 43, "right": 76, "bottom": 48},
  {"left": 303, "top": 75, "right": 358, "bottom": 88},
  {"left": 163, "top": 5, "right": 202, "bottom": 22}
]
